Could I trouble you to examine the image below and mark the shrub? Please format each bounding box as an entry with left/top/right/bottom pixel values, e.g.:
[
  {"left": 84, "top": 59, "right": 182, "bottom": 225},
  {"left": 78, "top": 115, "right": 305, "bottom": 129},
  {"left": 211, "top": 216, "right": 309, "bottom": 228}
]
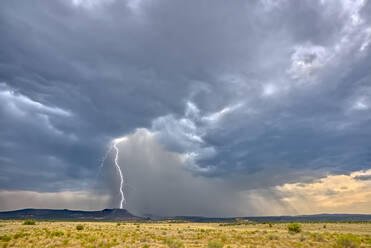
[
  {"left": 0, "top": 235, "right": 11, "bottom": 242},
  {"left": 52, "top": 231, "right": 64, "bottom": 237},
  {"left": 76, "top": 224, "right": 84, "bottom": 230},
  {"left": 23, "top": 219, "right": 36, "bottom": 225},
  {"left": 287, "top": 223, "right": 302, "bottom": 233},
  {"left": 221, "top": 236, "right": 227, "bottom": 243},
  {"left": 88, "top": 236, "right": 97, "bottom": 242},
  {"left": 165, "top": 237, "right": 184, "bottom": 248},
  {"left": 334, "top": 234, "right": 361, "bottom": 248},
  {"left": 14, "top": 232, "right": 30, "bottom": 239},
  {"left": 207, "top": 240, "right": 224, "bottom": 248},
  {"left": 311, "top": 233, "right": 325, "bottom": 242}
]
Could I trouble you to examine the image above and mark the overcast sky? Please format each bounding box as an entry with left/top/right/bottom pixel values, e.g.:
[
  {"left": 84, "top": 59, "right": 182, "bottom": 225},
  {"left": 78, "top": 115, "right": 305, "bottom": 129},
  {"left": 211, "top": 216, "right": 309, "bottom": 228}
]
[{"left": 0, "top": 0, "right": 371, "bottom": 216}]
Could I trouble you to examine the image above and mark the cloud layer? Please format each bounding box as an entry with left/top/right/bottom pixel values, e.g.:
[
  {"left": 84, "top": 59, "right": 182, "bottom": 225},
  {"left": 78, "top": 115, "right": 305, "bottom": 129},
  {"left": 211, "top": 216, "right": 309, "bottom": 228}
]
[
  {"left": 0, "top": 0, "right": 370, "bottom": 215},
  {"left": 276, "top": 169, "right": 371, "bottom": 214}
]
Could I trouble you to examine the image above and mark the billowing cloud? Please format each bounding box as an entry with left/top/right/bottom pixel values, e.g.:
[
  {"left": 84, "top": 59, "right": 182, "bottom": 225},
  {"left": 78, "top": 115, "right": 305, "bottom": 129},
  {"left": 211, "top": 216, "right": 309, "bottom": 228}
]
[
  {"left": 0, "top": 0, "right": 370, "bottom": 215},
  {"left": 0, "top": 83, "right": 72, "bottom": 136}
]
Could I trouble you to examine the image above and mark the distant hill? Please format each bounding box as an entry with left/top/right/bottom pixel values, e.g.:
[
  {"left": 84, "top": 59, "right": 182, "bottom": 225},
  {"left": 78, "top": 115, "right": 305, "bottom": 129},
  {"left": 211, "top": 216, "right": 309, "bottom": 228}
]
[
  {"left": 242, "top": 214, "right": 371, "bottom": 223},
  {"left": 0, "top": 209, "right": 370, "bottom": 222},
  {"left": 0, "top": 208, "right": 145, "bottom": 221},
  {"left": 172, "top": 214, "right": 371, "bottom": 223}
]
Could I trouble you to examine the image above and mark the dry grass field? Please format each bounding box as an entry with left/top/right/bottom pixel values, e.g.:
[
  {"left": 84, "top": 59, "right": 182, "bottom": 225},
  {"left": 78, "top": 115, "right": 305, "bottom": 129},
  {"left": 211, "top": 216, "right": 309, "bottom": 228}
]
[{"left": 0, "top": 220, "right": 370, "bottom": 247}]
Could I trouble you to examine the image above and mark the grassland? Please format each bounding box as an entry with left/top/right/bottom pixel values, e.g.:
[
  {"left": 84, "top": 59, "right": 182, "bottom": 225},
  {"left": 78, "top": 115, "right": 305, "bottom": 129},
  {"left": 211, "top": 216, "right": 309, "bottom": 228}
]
[{"left": 0, "top": 220, "right": 370, "bottom": 247}]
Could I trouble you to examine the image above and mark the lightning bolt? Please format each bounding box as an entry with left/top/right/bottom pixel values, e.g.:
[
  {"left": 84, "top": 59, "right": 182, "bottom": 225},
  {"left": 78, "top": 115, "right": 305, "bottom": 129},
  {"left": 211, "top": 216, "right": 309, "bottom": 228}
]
[
  {"left": 96, "top": 137, "right": 128, "bottom": 209},
  {"left": 112, "top": 137, "right": 127, "bottom": 209}
]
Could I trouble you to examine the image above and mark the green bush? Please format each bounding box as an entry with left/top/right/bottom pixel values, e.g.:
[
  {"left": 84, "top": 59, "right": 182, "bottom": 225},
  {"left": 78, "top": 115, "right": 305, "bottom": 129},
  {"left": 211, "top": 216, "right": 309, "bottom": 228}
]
[
  {"left": 0, "top": 235, "right": 11, "bottom": 242},
  {"left": 76, "top": 224, "right": 84, "bottom": 231},
  {"left": 165, "top": 237, "right": 184, "bottom": 248},
  {"left": 23, "top": 219, "right": 36, "bottom": 225},
  {"left": 311, "top": 233, "right": 325, "bottom": 242},
  {"left": 14, "top": 232, "right": 30, "bottom": 239},
  {"left": 52, "top": 231, "right": 64, "bottom": 237},
  {"left": 207, "top": 240, "right": 224, "bottom": 248},
  {"left": 287, "top": 223, "right": 302, "bottom": 233},
  {"left": 334, "top": 234, "right": 361, "bottom": 248}
]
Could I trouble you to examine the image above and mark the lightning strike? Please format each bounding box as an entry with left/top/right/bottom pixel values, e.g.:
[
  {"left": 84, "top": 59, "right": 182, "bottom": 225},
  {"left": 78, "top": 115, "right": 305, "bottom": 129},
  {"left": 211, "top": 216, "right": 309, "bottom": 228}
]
[
  {"left": 96, "top": 137, "right": 128, "bottom": 209},
  {"left": 112, "top": 137, "right": 127, "bottom": 209}
]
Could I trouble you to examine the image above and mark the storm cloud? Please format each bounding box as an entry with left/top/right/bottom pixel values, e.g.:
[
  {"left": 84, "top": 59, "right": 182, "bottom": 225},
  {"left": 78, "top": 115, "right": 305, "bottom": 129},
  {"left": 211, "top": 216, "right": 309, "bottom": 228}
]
[{"left": 0, "top": 0, "right": 370, "bottom": 216}]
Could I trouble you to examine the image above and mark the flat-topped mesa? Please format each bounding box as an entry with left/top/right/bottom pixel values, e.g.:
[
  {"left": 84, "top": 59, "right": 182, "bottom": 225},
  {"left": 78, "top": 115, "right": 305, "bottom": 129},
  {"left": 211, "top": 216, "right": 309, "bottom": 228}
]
[{"left": 0, "top": 208, "right": 144, "bottom": 221}]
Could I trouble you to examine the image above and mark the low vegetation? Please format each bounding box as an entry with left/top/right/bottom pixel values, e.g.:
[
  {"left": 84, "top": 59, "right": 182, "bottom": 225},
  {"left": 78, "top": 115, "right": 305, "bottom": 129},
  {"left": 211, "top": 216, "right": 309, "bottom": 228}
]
[
  {"left": 76, "top": 224, "right": 84, "bottom": 230},
  {"left": 207, "top": 240, "right": 224, "bottom": 248},
  {"left": 165, "top": 237, "right": 184, "bottom": 248},
  {"left": 334, "top": 234, "right": 362, "bottom": 248},
  {"left": 287, "top": 222, "right": 302, "bottom": 233},
  {"left": 0, "top": 220, "right": 370, "bottom": 247},
  {"left": 22, "top": 219, "right": 36, "bottom": 225}
]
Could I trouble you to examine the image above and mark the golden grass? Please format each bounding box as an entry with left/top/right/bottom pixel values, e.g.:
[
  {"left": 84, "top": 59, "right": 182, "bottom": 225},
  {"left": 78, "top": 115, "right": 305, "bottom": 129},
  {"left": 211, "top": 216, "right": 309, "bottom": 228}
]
[{"left": 0, "top": 220, "right": 370, "bottom": 247}]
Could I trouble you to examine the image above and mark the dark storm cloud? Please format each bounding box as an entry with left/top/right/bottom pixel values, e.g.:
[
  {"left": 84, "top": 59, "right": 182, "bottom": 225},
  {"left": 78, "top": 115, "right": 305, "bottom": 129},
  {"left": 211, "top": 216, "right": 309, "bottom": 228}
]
[
  {"left": 354, "top": 175, "right": 371, "bottom": 181},
  {"left": 0, "top": 0, "right": 370, "bottom": 214}
]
